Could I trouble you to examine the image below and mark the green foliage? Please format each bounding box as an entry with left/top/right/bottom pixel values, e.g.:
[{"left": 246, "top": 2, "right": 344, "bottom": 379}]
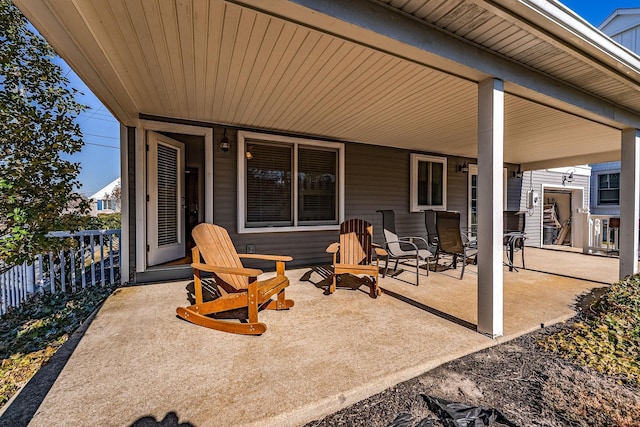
[
  {"left": 84, "top": 213, "right": 121, "bottom": 230},
  {"left": 0, "top": 283, "right": 116, "bottom": 407},
  {"left": 541, "top": 275, "right": 640, "bottom": 384},
  {"left": 0, "top": 1, "right": 89, "bottom": 267}
]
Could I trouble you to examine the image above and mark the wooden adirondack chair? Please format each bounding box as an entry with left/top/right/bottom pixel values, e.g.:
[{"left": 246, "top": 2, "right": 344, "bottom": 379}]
[
  {"left": 176, "top": 223, "right": 294, "bottom": 335},
  {"left": 326, "top": 219, "right": 387, "bottom": 298}
]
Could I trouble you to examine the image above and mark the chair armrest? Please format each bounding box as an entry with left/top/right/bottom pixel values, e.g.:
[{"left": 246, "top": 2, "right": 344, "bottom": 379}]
[
  {"left": 374, "top": 247, "right": 388, "bottom": 257},
  {"left": 326, "top": 242, "right": 340, "bottom": 254},
  {"left": 401, "top": 236, "right": 429, "bottom": 248},
  {"left": 191, "top": 263, "right": 263, "bottom": 277},
  {"left": 385, "top": 239, "right": 419, "bottom": 251},
  {"left": 238, "top": 254, "right": 293, "bottom": 262}
]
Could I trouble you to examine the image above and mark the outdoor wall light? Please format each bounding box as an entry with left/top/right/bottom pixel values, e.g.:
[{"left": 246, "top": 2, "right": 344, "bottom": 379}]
[
  {"left": 456, "top": 161, "right": 469, "bottom": 173},
  {"left": 218, "top": 128, "right": 231, "bottom": 152},
  {"left": 562, "top": 170, "right": 574, "bottom": 186},
  {"left": 512, "top": 166, "right": 523, "bottom": 178}
]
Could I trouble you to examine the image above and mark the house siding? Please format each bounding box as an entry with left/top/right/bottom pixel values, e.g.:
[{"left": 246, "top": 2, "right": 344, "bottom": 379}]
[
  {"left": 588, "top": 14, "right": 640, "bottom": 218},
  {"left": 132, "top": 119, "right": 522, "bottom": 275},
  {"left": 214, "top": 133, "right": 478, "bottom": 268},
  {"left": 519, "top": 169, "right": 589, "bottom": 247},
  {"left": 601, "top": 11, "right": 640, "bottom": 53},
  {"left": 211, "top": 127, "right": 519, "bottom": 269}
]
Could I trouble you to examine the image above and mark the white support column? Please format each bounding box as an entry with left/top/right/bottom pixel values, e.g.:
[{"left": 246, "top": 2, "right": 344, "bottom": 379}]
[
  {"left": 477, "top": 78, "right": 504, "bottom": 338},
  {"left": 619, "top": 128, "right": 640, "bottom": 280}
]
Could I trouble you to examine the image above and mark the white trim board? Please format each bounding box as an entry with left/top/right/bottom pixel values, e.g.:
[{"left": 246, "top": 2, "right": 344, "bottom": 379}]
[{"left": 135, "top": 120, "right": 213, "bottom": 274}]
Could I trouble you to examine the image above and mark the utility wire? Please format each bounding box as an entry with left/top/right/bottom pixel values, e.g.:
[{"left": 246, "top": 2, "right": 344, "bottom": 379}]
[
  {"left": 83, "top": 132, "right": 118, "bottom": 140},
  {"left": 84, "top": 142, "right": 119, "bottom": 149}
]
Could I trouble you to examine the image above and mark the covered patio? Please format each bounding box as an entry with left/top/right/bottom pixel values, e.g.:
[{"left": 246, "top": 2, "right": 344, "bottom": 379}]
[
  {"left": 14, "top": 0, "right": 640, "bottom": 338},
  {"left": 2, "top": 248, "right": 621, "bottom": 427}
]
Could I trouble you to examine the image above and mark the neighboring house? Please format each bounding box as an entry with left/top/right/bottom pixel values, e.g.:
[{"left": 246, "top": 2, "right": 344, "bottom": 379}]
[
  {"left": 16, "top": 0, "right": 640, "bottom": 337},
  {"left": 88, "top": 177, "right": 121, "bottom": 216},
  {"left": 590, "top": 162, "right": 621, "bottom": 216},
  {"left": 588, "top": 10, "right": 640, "bottom": 218},
  {"left": 520, "top": 166, "right": 591, "bottom": 248}
]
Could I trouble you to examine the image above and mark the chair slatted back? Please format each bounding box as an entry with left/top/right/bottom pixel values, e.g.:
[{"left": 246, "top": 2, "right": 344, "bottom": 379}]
[
  {"left": 339, "top": 219, "right": 373, "bottom": 265},
  {"left": 435, "top": 211, "right": 464, "bottom": 254},
  {"left": 191, "top": 223, "right": 248, "bottom": 290}
]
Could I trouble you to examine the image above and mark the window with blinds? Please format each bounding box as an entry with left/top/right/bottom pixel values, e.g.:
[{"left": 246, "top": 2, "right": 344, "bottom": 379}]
[
  {"left": 240, "top": 132, "right": 343, "bottom": 231},
  {"left": 246, "top": 142, "right": 293, "bottom": 226},
  {"left": 298, "top": 147, "right": 337, "bottom": 223}
]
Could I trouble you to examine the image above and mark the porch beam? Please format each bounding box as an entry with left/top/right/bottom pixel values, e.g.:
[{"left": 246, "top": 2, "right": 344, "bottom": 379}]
[
  {"left": 477, "top": 78, "right": 504, "bottom": 338},
  {"left": 619, "top": 129, "right": 640, "bottom": 279},
  {"left": 521, "top": 150, "right": 619, "bottom": 171},
  {"left": 274, "top": 0, "right": 640, "bottom": 129}
]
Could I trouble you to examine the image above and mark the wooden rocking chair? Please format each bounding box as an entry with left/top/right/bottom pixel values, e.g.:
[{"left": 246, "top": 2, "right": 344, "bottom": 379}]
[
  {"left": 326, "top": 219, "right": 387, "bottom": 298},
  {"left": 176, "top": 223, "right": 294, "bottom": 335}
]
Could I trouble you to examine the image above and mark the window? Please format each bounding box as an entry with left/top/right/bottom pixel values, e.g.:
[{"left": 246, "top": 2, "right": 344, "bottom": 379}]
[
  {"left": 410, "top": 154, "right": 447, "bottom": 212},
  {"left": 468, "top": 165, "right": 508, "bottom": 237},
  {"left": 598, "top": 173, "right": 619, "bottom": 205},
  {"left": 238, "top": 131, "right": 344, "bottom": 233}
]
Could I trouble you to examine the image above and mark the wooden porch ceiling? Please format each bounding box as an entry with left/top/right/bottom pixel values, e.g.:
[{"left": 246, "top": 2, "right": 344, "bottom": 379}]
[{"left": 15, "top": 0, "right": 632, "bottom": 167}]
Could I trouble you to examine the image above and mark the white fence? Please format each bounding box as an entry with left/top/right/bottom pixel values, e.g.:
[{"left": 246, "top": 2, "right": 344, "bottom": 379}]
[
  {"left": 582, "top": 214, "right": 619, "bottom": 255},
  {"left": 0, "top": 229, "right": 121, "bottom": 315}
]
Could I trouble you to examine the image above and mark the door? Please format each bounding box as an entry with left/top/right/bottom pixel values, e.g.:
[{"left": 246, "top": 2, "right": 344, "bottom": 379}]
[
  {"left": 147, "top": 131, "right": 185, "bottom": 266},
  {"left": 185, "top": 166, "right": 201, "bottom": 253}
]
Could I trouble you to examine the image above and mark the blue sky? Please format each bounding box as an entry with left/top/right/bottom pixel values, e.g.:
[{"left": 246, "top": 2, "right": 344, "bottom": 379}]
[
  {"left": 57, "top": 59, "right": 121, "bottom": 197},
  {"left": 59, "top": 1, "right": 638, "bottom": 196},
  {"left": 560, "top": 1, "right": 639, "bottom": 27}
]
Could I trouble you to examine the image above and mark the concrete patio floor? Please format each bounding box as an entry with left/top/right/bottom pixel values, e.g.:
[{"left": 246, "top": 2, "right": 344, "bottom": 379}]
[{"left": 8, "top": 248, "right": 624, "bottom": 426}]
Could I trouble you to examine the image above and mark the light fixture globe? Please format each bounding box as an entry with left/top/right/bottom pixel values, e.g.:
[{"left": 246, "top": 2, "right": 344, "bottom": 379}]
[{"left": 218, "top": 128, "right": 231, "bottom": 152}]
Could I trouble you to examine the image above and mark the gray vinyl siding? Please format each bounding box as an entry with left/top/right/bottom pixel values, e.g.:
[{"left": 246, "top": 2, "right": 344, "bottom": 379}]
[
  {"left": 519, "top": 169, "right": 590, "bottom": 247},
  {"left": 214, "top": 136, "right": 438, "bottom": 269},
  {"left": 133, "top": 118, "right": 523, "bottom": 273},
  {"left": 214, "top": 128, "right": 519, "bottom": 269}
]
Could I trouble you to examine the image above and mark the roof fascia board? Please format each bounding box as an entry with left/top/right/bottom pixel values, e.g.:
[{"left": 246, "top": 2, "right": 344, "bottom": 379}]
[
  {"left": 509, "top": 1, "right": 640, "bottom": 77},
  {"left": 599, "top": 8, "right": 640, "bottom": 30},
  {"left": 243, "top": 0, "right": 640, "bottom": 128}
]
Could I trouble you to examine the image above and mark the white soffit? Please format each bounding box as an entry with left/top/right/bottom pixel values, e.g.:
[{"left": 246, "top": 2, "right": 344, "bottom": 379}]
[{"left": 12, "top": 0, "right": 633, "bottom": 167}]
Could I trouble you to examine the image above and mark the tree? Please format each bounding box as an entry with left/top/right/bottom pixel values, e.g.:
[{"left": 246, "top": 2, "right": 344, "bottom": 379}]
[
  {"left": 0, "top": 1, "right": 89, "bottom": 268},
  {"left": 102, "top": 183, "right": 121, "bottom": 212},
  {"left": 110, "top": 184, "right": 121, "bottom": 211}
]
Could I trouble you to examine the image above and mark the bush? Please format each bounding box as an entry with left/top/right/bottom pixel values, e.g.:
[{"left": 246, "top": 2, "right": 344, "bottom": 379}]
[
  {"left": 541, "top": 275, "right": 640, "bottom": 384},
  {"left": 84, "top": 213, "right": 121, "bottom": 230}
]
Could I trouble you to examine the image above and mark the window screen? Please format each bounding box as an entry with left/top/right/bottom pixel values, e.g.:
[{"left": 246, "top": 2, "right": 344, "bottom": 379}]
[
  {"left": 298, "top": 147, "right": 337, "bottom": 222},
  {"left": 245, "top": 142, "right": 292, "bottom": 225}
]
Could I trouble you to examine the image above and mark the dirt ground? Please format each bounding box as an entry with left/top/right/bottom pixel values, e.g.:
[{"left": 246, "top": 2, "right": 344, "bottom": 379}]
[{"left": 304, "top": 291, "right": 640, "bottom": 427}]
